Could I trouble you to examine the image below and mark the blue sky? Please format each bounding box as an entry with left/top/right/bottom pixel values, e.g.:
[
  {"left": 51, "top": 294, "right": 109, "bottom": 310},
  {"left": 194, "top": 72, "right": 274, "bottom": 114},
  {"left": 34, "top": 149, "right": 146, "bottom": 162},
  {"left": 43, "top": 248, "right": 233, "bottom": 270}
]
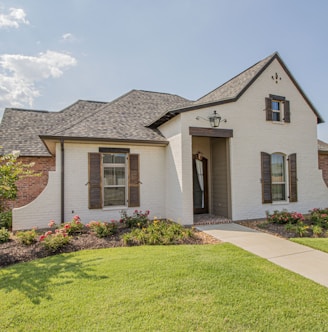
[{"left": 0, "top": 0, "right": 327, "bottom": 141}]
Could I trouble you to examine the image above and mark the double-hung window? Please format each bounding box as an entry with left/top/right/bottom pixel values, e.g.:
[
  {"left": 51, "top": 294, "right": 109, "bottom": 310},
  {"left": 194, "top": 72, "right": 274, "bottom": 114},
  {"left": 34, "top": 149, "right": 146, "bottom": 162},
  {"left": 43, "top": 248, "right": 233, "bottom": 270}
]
[
  {"left": 265, "top": 95, "right": 290, "bottom": 123},
  {"left": 103, "top": 153, "right": 127, "bottom": 206},
  {"left": 88, "top": 150, "right": 140, "bottom": 209},
  {"left": 261, "top": 152, "right": 297, "bottom": 204}
]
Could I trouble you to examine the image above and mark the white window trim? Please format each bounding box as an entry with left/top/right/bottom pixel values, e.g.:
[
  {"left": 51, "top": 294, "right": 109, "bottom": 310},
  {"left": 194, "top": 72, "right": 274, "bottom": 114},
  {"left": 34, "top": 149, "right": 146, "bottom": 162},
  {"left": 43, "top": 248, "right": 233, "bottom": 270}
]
[{"left": 102, "top": 153, "right": 128, "bottom": 207}]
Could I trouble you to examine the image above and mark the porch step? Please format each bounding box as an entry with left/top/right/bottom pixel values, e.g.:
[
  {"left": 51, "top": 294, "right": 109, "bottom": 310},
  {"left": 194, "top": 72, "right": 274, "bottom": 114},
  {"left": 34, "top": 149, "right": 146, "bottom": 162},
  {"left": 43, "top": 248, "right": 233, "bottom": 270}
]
[{"left": 194, "top": 214, "right": 232, "bottom": 225}]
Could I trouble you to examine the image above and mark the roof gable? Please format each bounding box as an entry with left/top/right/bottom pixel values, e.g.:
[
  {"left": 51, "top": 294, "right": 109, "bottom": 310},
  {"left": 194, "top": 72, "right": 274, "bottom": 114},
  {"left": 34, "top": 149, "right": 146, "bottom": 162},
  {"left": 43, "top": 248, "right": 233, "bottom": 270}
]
[{"left": 148, "top": 52, "right": 324, "bottom": 128}]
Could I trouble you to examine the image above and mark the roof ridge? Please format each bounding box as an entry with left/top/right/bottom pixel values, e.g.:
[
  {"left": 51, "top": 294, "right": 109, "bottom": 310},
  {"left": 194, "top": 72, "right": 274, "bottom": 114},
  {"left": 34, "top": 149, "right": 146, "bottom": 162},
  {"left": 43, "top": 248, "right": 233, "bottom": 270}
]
[
  {"left": 136, "top": 89, "right": 190, "bottom": 100},
  {"left": 47, "top": 90, "right": 136, "bottom": 136},
  {"left": 4, "top": 108, "right": 49, "bottom": 113}
]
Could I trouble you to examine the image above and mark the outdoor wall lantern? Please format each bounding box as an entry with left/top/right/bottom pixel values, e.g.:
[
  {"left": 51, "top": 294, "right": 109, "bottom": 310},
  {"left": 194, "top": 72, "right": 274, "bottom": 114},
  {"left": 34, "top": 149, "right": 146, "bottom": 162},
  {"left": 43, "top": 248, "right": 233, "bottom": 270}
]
[{"left": 196, "top": 110, "right": 227, "bottom": 128}]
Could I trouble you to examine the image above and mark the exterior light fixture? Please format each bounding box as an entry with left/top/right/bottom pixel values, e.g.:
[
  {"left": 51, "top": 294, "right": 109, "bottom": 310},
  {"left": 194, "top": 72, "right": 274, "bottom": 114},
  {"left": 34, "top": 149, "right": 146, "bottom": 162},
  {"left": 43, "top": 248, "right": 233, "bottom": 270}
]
[{"left": 196, "top": 110, "right": 227, "bottom": 128}]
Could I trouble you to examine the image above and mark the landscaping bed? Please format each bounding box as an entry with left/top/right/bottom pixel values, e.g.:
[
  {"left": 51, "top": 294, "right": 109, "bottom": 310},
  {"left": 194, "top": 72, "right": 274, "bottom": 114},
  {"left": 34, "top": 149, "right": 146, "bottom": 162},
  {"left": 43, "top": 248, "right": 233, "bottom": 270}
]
[{"left": 0, "top": 212, "right": 219, "bottom": 268}]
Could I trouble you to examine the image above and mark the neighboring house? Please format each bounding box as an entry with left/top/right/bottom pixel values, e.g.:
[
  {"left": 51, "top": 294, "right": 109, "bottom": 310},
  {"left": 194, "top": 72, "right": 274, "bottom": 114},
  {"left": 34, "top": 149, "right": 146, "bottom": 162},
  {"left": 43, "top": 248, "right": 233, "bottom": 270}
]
[
  {"left": 318, "top": 139, "right": 328, "bottom": 186},
  {"left": 1, "top": 52, "right": 327, "bottom": 230}
]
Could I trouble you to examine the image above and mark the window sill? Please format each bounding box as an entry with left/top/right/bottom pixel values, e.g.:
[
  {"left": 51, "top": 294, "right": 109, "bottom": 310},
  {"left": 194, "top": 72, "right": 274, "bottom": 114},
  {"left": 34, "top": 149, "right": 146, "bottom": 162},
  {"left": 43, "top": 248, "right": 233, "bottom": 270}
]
[
  {"left": 272, "top": 121, "right": 285, "bottom": 125},
  {"left": 102, "top": 205, "right": 127, "bottom": 211},
  {"left": 272, "top": 200, "right": 289, "bottom": 205}
]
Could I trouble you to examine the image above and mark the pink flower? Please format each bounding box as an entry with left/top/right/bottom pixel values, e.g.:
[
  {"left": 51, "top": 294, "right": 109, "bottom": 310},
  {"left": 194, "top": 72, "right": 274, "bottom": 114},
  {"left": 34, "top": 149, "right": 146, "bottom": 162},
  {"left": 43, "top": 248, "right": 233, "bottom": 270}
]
[
  {"left": 48, "top": 220, "right": 56, "bottom": 228},
  {"left": 110, "top": 219, "right": 116, "bottom": 223},
  {"left": 86, "top": 223, "right": 90, "bottom": 228},
  {"left": 45, "top": 231, "right": 52, "bottom": 236},
  {"left": 145, "top": 210, "right": 150, "bottom": 216},
  {"left": 64, "top": 224, "right": 71, "bottom": 229},
  {"left": 119, "top": 219, "right": 123, "bottom": 223},
  {"left": 39, "top": 235, "right": 46, "bottom": 242},
  {"left": 73, "top": 215, "right": 80, "bottom": 221}
]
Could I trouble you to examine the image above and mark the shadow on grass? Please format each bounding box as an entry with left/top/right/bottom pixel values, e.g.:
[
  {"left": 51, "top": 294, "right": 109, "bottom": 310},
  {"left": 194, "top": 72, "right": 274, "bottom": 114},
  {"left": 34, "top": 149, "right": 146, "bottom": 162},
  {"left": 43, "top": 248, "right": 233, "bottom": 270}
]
[{"left": 0, "top": 253, "right": 107, "bottom": 304}]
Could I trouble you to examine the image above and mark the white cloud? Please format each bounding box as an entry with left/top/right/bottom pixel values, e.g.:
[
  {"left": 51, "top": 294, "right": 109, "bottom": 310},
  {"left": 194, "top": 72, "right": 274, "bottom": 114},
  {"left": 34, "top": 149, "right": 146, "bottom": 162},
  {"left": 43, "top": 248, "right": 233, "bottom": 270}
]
[
  {"left": 0, "top": 8, "right": 29, "bottom": 28},
  {"left": 61, "top": 33, "right": 75, "bottom": 42},
  {"left": 0, "top": 51, "right": 77, "bottom": 109}
]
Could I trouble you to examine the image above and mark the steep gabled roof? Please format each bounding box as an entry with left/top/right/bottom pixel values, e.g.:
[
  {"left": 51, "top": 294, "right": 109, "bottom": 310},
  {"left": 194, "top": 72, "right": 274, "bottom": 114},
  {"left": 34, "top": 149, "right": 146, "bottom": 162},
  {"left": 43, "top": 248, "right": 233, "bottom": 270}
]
[{"left": 148, "top": 52, "right": 324, "bottom": 128}]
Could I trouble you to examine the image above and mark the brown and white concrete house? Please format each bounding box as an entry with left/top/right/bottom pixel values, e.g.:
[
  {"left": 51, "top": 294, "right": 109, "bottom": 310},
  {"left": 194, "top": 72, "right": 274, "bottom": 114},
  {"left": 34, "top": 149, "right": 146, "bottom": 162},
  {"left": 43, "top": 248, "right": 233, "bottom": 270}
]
[{"left": 1, "top": 52, "right": 327, "bottom": 230}]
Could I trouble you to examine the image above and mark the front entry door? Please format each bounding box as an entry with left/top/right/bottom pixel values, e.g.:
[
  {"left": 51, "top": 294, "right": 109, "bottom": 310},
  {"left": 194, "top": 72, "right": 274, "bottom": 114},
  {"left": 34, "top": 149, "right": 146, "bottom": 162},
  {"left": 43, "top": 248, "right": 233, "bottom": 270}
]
[{"left": 193, "top": 155, "right": 208, "bottom": 214}]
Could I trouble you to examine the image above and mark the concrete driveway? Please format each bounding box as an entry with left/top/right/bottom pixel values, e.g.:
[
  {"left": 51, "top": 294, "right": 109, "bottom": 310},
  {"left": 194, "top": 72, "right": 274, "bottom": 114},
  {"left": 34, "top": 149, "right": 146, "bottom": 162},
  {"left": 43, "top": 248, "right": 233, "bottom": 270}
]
[{"left": 197, "top": 223, "right": 328, "bottom": 288}]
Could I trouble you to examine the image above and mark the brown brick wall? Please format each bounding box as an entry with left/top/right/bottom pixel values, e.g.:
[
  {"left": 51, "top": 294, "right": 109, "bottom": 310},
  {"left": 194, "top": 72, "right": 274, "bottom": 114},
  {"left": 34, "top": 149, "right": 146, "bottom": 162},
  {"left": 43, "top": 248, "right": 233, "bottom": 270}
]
[
  {"left": 3, "top": 156, "right": 56, "bottom": 210},
  {"left": 319, "top": 152, "right": 328, "bottom": 187}
]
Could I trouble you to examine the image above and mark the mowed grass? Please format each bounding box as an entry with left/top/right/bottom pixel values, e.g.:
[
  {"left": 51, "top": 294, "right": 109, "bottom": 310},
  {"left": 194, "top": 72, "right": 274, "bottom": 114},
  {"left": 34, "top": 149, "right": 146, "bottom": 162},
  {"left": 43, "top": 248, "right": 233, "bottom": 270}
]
[
  {"left": 291, "top": 237, "right": 328, "bottom": 253},
  {"left": 1, "top": 244, "right": 327, "bottom": 331}
]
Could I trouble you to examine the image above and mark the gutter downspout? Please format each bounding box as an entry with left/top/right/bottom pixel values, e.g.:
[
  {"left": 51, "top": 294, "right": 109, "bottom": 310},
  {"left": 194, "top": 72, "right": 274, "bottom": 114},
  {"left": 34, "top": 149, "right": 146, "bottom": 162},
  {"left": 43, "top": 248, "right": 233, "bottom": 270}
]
[{"left": 60, "top": 138, "right": 65, "bottom": 223}]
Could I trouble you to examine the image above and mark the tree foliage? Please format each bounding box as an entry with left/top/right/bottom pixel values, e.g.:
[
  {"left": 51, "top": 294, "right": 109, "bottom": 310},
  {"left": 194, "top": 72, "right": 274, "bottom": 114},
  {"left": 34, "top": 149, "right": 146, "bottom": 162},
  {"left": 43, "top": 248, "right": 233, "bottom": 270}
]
[{"left": 0, "top": 151, "right": 41, "bottom": 205}]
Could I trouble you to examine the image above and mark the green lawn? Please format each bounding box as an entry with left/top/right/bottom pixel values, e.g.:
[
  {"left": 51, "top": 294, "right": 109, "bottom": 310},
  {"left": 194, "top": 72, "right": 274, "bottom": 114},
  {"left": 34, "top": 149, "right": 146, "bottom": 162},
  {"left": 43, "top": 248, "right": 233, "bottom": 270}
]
[
  {"left": 1, "top": 244, "right": 327, "bottom": 331},
  {"left": 291, "top": 237, "right": 328, "bottom": 253}
]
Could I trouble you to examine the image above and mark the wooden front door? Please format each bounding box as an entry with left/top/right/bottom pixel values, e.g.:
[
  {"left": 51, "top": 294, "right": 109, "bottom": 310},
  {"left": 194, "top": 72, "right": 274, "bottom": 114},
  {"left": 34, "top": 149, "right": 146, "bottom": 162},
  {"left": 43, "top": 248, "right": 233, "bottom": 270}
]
[{"left": 193, "top": 155, "right": 208, "bottom": 214}]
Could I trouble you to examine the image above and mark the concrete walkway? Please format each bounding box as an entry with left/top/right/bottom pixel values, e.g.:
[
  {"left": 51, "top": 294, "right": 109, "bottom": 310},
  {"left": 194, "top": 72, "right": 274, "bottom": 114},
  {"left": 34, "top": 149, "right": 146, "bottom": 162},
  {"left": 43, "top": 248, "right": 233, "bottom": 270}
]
[{"left": 197, "top": 223, "right": 328, "bottom": 288}]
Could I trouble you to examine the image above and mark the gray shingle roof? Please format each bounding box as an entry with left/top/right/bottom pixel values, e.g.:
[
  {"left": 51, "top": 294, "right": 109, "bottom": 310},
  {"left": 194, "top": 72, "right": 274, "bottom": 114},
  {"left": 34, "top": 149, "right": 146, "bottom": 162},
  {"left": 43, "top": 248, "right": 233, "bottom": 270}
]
[
  {"left": 43, "top": 90, "right": 191, "bottom": 143},
  {"left": 0, "top": 52, "right": 324, "bottom": 156},
  {"left": 318, "top": 139, "right": 328, "bottom": 152},
  {"left": 0, "top": 100, "right": 108, "bottom": 156}
]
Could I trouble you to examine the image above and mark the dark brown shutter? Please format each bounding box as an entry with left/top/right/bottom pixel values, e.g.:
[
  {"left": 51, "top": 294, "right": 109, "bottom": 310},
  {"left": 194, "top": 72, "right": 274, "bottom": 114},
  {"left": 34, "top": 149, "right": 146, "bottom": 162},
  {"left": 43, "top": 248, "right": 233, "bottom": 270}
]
[
  {"left": 284, "top": 100, "right": 290, "bottom": 123},
  {"left": 288, "top": 153, "right": 297, "bottom": 202},
  {"left": 128, "top": 154, "right": 140, "bottom": 207},
  {"left": 261, "top": 152, "right": 272, "bottom": 203},
  {"left": 265, "top": 97, "right": 272, "bottom": 121},
  {"left": 88, "top": 153, "right": 102, "bottom": 209}
]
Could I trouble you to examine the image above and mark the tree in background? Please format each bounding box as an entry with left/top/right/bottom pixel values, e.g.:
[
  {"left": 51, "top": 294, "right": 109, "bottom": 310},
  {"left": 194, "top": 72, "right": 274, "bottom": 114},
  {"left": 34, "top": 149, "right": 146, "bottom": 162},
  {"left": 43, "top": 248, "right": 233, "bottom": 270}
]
[{"left": 0, "top": 151, "right": 41, "bottom": 228}]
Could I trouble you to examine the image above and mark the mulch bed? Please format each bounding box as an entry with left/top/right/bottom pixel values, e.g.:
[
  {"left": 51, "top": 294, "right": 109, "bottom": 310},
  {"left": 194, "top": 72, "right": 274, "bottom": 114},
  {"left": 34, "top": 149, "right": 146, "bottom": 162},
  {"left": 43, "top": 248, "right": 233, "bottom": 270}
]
[{"left": 0, "top": 229, "right": 219, "bottom": 268}]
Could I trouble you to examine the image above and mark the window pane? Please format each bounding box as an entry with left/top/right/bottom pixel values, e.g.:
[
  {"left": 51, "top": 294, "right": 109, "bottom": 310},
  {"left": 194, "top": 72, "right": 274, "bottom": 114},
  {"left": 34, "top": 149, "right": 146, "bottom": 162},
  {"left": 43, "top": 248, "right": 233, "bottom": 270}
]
[
  {"left": 272, "top": 111, "right": 280, "bottom": 121},
  {"left": 271, "top": 154, "right": 285, "bottom": 182},
  {"left": 103, "top": 153, "right": 126, "bottom": 164},
  {"left": 272, "top": 101, "right": 280, "bottom": 110},
  {"left": 272, "top": 184, "right": 286, "bottom": 201},
  {"left": 104, "top": 187, "right": 125, "bottom": 206},
  {"left": 104, "top": 167, "right": 125, "bottom": 185}
]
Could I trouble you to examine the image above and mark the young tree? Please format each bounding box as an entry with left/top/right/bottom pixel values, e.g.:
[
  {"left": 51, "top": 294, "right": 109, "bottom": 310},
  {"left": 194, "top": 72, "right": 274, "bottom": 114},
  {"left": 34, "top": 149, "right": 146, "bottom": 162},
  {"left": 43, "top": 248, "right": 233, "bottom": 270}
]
[{"left": 0, "top": 151, "right": 41, "bottom": 204}]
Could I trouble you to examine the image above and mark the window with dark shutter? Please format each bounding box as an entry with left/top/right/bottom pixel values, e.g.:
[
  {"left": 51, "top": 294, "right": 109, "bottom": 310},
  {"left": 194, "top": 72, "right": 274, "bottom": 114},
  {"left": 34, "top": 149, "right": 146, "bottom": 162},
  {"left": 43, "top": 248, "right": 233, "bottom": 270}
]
[
  {"left": 265, "top": 95, "right": 290, "bottom": 123},
  {"left": 88, "top": 153, "right": 102, "bottom": 209},
  {"left": 128, "top": 154, "right": 140, "bottom": 207},
  {"left": 288, "top": 153, "right": 297, "bottom": 202},
  {"left": 261, "top": 152, "right": 272, "bottom": 203},
  {"left": 265, "top": 97, "right": 273, "bottom": 121}
]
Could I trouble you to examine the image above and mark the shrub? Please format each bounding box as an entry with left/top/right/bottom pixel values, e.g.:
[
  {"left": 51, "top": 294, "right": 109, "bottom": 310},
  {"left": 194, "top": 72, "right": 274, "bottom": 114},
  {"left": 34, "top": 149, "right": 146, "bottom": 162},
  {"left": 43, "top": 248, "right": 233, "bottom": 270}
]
[
  {"left": 62, "top": 215, "right": 84, "bottom": 235},
  {"left": 86, "top": 221, "right": 117, "bottom": 238},
  {"left": 294, "top": 222, "right": 309, "bottom": 237},
  {"left": 39, "top": 229, "right": 70, "bottom": 252},
  {"left": 0, "top": 210, "right": 12, "bottom": 229},
  {"left": 120, "top": 210, "right": 150, "bottom": 228},
  {"left": 312, "top": 225, "right": 324, "bottom": 237},
  {"left": 0, "top": 227, "right": 10, "bottom": 243},
  {"left": 16, "top": 228, "right": 37, "bottom": 245},
  {"left": 267, "top": 210, "right": 304, "bottom": 225},
  {"left": 309, "top": 208, "right": 328, "bottom": 229},
  {"left": 122, "top": 219, "right": 194, "bottom": 246}
]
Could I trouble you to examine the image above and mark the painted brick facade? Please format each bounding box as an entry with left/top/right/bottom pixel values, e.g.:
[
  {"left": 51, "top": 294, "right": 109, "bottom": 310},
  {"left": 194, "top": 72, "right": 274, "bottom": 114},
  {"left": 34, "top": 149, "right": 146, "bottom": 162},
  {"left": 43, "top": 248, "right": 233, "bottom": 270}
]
[
  {"left": 319, "top": 152, "right": 328, "bottom": 187},
  {"left": 4, "top": 156, "right": 56, "bottom": 210}
]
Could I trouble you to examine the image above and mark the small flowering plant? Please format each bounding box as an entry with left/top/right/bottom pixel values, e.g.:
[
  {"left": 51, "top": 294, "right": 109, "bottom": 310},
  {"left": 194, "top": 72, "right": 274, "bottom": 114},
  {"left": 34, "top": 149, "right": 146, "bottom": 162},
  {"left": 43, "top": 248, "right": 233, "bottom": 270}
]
[
  {"left": 86, "top": 220, "right": 117, "bottom": 238},
  {"left": 61, "top": 215, "right": 84, "bottom": 235},
  {"left": 16, "top": 228, "right": 38, "bottom": 245},
  {"left": 120, "top": 209, "right": 150, "bottom": 228},
  {"left": 39, "top": 228, "right": 70, "bottom": 252},
  {"left": 309, "top": 208, "right": 328, "bottom": 229},
  {"left": 267, "top": 210, "right": 304, "bottom": 224}
]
